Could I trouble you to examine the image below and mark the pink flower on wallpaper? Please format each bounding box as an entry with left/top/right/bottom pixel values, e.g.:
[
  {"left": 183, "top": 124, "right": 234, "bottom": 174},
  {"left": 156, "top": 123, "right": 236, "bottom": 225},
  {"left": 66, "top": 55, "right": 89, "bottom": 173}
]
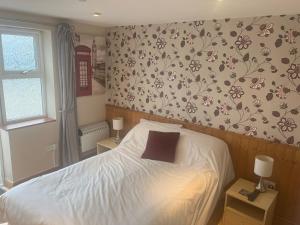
[
  {"left": 277, "top": 117, "right": 297, "bottom": 132},
  {"left": 156, "top": 38, "right": 167, "bottom": 49},
  {"left": 186, "top": 33, "right": 194, "bottom": 45},
  {"left": 167, "top": 71, "right": 176, "bottom": 81},
  {"left": 253, "top": 99, "right": 262, "bottom": 107},
  {"left": 154, "top": 78, "right": 164, "bottom": 88},
  {"left": 270, "top": 65, "right": 278, "bottom": 73},
  {"left": 218, "top": 103, "right": 231, "bottom": 115},
  {"left": 127, "top": 57, "right": 136, "bottom": 67},
  {"left": 287, "top": 64, "right": 300, "bottom": 79},
  {"left": 261, "top": 47, "right": 271, "bottom": 56},
  {"left": 202, "top": 95, "right": 213, "bottom": 106},
  {"left": 193, "top": 21, "right": 204, "bottom": 27},
  {"left": 280, "top": 103, "right": 288, "bottom": 109},
  {"left": 289, "top": 47, "right": 298, "bottom": 55},
  {"left": 170, "top": 29, "right": 180, "bottom": 39},
  {"left": 245, "top": 126, "right": 257, "bottom": 136},
  {"left": 258, "top": 23, "right": 274, "bottom": 37},
  {"left": 226, "top": 56, "right": 238, "bottom": 69},
  {"left": 206, "top": 51, "right": 218, "bottom": 62},
  {"left": 250, "top": 78, "right": 265, "bottom": 90},
  {"left": 284, "top": 29, "right": 296, "bottom": 44},
  {"left": 186, "top": 102, "right": 198, "bottom": 113},
  {"left": 229, "top": 86, "right": 244, "bottom": 99},
  {"left": 189, "top": 60, "right": 201, "bottom": 72},
  {"left": 126, "top": 93, "right": 135, "bottom": 102},
  {"left": 112, "top": 67, "right": 120, "bottom": 75},
  {"left": 149, "top": 55, "right": 158, "bottom": 65},
  {"left": 275, "top": 85, "right": 288, "bottom": 99},
  {"left": 235, "top": 35, "right": 252, "bottom": 50},
  {"left": 138, "top": 50, "right": 146, "bottom": 59}
]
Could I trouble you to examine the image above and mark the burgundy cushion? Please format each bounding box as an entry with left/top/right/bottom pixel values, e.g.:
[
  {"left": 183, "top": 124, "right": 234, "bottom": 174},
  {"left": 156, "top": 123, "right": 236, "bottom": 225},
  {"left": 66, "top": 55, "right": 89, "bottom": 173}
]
[{"left": 141, "top": 131, "right": 180, "bottom": 163}]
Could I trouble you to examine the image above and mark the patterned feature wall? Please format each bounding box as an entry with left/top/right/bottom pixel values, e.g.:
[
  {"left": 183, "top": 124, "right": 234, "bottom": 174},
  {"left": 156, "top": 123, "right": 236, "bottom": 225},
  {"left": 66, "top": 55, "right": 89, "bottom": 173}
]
[{"left": 106, "top": 15, "right": 300, "bottom": 147}]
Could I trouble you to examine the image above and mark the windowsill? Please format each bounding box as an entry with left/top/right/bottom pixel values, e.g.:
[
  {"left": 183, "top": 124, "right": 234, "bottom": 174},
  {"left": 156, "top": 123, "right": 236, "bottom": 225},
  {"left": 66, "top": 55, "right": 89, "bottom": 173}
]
[{"left": 1, "top": 117, "right": 56, "bottom": 131}]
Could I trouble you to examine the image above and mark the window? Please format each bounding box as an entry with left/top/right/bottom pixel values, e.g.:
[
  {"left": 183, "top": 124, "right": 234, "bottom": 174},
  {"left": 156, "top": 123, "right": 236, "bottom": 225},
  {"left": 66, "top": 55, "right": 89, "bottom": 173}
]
[{"left": 0, "top": 27, "right": 46, "bottom": 124}]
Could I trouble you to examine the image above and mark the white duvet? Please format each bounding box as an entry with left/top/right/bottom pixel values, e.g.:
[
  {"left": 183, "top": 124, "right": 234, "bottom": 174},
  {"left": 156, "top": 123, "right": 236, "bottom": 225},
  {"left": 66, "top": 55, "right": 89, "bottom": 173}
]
[{"left": 0, "top": 122, "right": 234, "bottom": 225}]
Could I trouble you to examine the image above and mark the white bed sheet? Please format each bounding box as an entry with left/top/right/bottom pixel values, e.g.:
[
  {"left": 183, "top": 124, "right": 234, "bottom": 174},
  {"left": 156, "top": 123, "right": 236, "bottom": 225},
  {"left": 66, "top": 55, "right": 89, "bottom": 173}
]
[{"left": 0, "top": 125, "right": 234, "bottom": 225}]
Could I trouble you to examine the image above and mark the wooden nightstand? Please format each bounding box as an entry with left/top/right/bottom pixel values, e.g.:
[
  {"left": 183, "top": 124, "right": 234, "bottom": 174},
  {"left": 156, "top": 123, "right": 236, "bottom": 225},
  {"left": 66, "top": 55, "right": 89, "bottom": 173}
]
[
  {"left": 223, "top": 178, "right": 278, "bottom": 225},
  {"left": 96, "top": 137, "right": 118, "bottom": 154}
]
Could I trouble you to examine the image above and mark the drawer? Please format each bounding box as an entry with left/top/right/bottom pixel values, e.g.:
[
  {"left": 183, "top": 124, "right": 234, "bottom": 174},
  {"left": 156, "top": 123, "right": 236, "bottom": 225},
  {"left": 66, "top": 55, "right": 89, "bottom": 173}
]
[{"left": 223, "top": 208, "right": 263, "bottom": 225}]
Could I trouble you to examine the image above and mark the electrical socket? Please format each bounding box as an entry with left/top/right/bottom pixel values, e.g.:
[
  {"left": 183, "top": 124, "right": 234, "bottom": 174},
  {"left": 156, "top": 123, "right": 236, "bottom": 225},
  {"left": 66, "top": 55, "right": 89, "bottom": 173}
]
[{"left": 264, "top": 179, "right": 276, "bottom": 190}]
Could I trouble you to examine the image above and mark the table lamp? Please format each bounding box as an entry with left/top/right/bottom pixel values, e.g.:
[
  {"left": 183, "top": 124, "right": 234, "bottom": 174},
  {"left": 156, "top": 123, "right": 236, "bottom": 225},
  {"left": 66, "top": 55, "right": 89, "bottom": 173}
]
[
  {"left": 254, "top": 155, "right": 274, "bottom": 192},
  {"left": 112, "top": 117, "right": 123, "bottom": 143}
]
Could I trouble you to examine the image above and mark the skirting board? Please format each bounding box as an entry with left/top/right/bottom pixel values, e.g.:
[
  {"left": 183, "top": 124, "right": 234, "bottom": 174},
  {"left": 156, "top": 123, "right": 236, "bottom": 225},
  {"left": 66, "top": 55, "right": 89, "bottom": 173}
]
[{"left": 106, "top": 104, "right": 300, "bottom": 225}]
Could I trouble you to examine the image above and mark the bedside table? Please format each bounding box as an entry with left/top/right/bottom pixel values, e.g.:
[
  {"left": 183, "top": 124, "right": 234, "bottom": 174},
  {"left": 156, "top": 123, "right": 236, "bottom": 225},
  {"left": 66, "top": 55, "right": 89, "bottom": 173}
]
[
  {"left": 223, "top": 178, "right": 278, "bottom": 225},
  {"left": 96, "top": 137, "right": 118, "bottom": 154}
]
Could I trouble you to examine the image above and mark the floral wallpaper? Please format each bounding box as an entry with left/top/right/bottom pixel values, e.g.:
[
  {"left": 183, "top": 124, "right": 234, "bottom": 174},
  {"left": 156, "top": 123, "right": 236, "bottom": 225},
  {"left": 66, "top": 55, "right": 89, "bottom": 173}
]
[{"left": 106, "top": 14, "right": 300, "bottom": 147}]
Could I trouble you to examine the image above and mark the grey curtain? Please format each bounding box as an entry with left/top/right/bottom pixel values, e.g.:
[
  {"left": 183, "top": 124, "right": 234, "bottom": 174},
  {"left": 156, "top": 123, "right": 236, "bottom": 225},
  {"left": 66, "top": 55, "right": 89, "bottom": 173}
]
[{"left": 56, "top": 23, "right": 80, "bottom": 167}]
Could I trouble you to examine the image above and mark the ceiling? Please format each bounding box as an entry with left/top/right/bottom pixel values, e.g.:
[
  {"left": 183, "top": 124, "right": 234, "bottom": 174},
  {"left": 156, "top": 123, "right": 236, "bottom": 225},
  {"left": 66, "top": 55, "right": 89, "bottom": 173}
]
[{"left": 0, "top": 0, "right": 299, "bottom": 27}]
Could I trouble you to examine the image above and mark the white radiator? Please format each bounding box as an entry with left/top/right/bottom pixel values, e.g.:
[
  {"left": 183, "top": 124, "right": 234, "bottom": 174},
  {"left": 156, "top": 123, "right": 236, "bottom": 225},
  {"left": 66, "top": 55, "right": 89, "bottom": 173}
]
[{"left": 79, "top": 121, "right": 109, "bottom": 153}]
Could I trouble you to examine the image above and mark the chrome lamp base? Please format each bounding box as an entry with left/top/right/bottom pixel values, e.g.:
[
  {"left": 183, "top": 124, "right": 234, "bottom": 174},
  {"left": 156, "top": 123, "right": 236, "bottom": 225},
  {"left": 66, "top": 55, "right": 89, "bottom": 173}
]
[
  {"left": 256, "top": 177, "right": 267, "bottom": 193},
  {"left": 113, "top": 130, "right": 121, "bottom": 144}
]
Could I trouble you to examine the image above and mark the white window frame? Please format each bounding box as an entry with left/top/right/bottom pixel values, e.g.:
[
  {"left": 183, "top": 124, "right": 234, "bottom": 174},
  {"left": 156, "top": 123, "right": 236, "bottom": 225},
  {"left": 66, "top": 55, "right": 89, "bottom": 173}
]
[{"left": 0, "top": 26, "right": 47, "bottom": 125}]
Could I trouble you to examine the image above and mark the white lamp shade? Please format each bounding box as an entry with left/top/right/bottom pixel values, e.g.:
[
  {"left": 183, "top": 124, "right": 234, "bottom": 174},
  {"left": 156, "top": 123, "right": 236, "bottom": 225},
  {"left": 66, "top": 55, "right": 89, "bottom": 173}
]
[
  {"left": 112, "top": 117, "right": 124, "bottom": 131},
  {"left": 254, "top": 155, "right": 274, "bottom": 178}
]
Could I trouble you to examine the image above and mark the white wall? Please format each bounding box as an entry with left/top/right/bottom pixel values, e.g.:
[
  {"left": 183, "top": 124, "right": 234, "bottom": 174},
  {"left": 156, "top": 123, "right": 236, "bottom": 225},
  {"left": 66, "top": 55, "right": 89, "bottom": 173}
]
[
  {"left": 0, "top": 130, "right": 13, "bottom": 183},
  {"left": 8, "top": 122, "right": 58, "bottom": 182},
  {"left": 0, "top": 9, "right": 106, "bottom": 185},
  {"left": 77, "top": 95, "right": 106, "bottom": 126}
]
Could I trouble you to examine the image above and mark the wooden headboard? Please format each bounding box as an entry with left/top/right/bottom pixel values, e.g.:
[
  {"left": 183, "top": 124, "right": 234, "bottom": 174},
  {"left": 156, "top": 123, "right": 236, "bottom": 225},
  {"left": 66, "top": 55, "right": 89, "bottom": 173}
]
[{"left": 106, "top": 104, "right": 300, "bottom": 225}]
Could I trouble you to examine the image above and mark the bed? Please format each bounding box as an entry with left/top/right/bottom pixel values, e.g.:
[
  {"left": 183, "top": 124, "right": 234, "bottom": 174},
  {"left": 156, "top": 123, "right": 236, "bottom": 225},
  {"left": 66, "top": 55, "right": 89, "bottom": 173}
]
[{"left": 0, "top": 120, "right": 234, "bottom": 225}]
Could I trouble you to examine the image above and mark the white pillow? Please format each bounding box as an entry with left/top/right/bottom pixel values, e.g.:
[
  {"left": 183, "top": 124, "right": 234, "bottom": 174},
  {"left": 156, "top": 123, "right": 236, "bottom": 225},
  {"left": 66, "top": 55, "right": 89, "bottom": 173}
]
[
  {"left": 140, "top": 118, "right": 183, "bottom": 129},
  {"left": 120, "top": 123, "right": 234, "bottom": 188},
  {"left": 121, "top": 120, "right": 181, "bottom": 152},
  {"left": 175, "top": 128, "right": 227, "bottom": 165},
  {"left": 175, "top": 128, "right": 235, "bottom": 188}
]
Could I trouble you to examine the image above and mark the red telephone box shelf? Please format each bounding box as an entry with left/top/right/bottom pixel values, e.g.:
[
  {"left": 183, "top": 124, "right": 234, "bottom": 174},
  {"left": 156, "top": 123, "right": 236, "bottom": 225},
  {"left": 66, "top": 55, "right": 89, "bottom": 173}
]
[{"left": 75, "top": 45, "right": 92, "bottom": 97}]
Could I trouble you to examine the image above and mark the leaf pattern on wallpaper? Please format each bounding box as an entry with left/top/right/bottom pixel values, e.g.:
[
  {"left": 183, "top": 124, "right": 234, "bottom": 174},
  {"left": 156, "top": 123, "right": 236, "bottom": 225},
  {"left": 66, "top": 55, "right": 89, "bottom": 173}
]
[{"left": 106, "top": 14, "right": 300, "bottom": 147}]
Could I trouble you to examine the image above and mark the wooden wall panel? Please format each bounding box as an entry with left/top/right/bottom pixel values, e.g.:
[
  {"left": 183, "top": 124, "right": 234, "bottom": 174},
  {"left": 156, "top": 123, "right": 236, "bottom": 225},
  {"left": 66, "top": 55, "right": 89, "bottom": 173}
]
[{"left": 106, "top": 104, "right": 300, "bottom": 225}]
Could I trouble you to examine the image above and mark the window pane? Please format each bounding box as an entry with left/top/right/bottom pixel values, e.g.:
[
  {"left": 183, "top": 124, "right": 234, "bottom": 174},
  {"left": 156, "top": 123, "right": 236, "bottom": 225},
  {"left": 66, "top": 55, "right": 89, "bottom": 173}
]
[
  {"left": 1, "top": 34, "right": 37, "bottom": 71},
  {"left": 2, "top": 78, "right": 43, "bottom": 121}
]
